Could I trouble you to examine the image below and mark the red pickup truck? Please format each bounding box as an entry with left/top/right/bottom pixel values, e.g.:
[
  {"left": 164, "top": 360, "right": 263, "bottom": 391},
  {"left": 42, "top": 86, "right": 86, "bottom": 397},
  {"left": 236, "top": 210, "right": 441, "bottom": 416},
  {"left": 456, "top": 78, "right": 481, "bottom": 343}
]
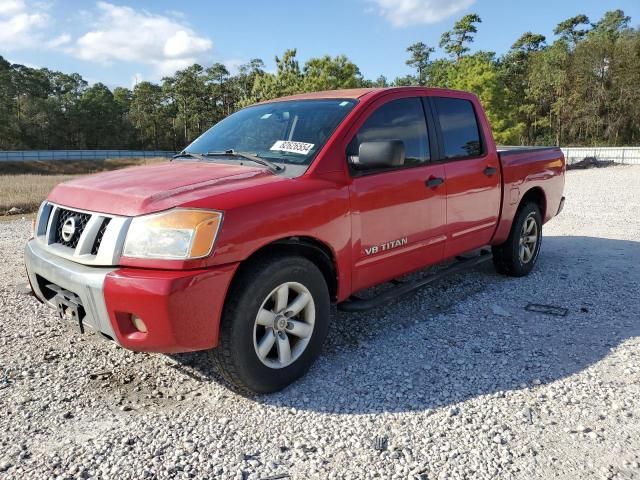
[{"left": 25, "top": 87, "right": 565, "bottom": 393}]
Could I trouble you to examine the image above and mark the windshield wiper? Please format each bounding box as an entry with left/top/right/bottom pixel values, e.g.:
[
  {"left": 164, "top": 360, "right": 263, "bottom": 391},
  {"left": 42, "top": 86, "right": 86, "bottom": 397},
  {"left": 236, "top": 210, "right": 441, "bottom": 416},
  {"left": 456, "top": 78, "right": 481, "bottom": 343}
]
[
  {"left": 172, "top": 151, "right": 207, "bottom": 161},
  {"left": 204, "top": 150, "right": 284, "bottom": 173}
]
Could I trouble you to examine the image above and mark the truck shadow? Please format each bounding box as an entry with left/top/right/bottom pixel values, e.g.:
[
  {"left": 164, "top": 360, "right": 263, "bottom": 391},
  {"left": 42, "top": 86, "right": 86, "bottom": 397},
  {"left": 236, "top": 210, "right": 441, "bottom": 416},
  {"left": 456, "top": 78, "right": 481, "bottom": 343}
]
[{"left": 179, "top": 235, "right": 640, "bottom": 414}]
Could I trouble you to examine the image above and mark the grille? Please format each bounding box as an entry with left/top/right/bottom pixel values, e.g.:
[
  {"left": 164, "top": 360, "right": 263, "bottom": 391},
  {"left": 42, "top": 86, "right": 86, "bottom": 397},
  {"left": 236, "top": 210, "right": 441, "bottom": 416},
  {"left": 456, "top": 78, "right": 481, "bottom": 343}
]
[
  {"left": 54, "top": 208, "right": 91, "bottom": 248},
  {"left": 91, "top": 218, "right": 111, "bottom": 255}
]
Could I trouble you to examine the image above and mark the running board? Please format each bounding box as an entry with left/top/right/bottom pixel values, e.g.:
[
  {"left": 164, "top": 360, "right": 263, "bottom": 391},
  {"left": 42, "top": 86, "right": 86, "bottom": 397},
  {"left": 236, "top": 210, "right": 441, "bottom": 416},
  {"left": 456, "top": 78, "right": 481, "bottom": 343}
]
[{"left": 338, "top": 250, "right": 492, "bottom": 313}]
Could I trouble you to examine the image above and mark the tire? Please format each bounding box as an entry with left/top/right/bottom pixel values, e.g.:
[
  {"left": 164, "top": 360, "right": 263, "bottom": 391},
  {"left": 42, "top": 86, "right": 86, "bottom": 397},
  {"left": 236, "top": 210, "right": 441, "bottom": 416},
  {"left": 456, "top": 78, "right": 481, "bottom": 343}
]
[
  {"left": 212, "top": 254, "right": 330, "bottom": 394},
  {"left": 492, "top": 202, "right": 542, "bottom": 277}
]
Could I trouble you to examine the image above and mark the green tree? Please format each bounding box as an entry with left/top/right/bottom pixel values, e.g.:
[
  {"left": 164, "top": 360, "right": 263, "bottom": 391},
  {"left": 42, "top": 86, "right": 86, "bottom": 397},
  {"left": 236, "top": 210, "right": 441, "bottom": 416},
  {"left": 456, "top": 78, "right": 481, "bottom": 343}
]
[
  {"left": 302, "top": 54, "right": 363, "bottom": 91},
  {"left": 1, "top": 12, "right": 640, "bottom": 151},
  {"left": 78, "top": 83, "right": 123, "bottom": 148},
  {"left": 554, "top": 14, "right": 590, "bottom": 46},
  {"left": 371, "top": 75, "right": 389, "bottom": 87},
  {"left": 234, "top": 59, "right": 265, "bottom": 102},
  {"left": 511, "top": 32, "right": 547, "bottom": 53},
  {"left": 499, "top": 32, "right": 547, "bottom": 144},
  {"left": 162, "top": 64, "right": 209, "bottom": 145},
  {"left": 590, "top": 9, "right": 631, "bottom": 41},
  {"left": 405, "top": 42, "right": 435, "bottom": 85},
  {"left": 440, "top": 14, "right": 482, "bottom": 61},
  {"left": 392, "top": 74, "right": 418, "bottom": 86},
  {"left": 526, "top": 41, "right": 572, "bottom": 145},
  {"left": 251, "top": 49, "right": 303, "bottom": 102},
  {"left": 130, "top": 81, "right": 171, "bottom": 149},
  {"left": 46, "top": 71, "right": 87, "bottom": 148},
  {"left": 0, "top": 56, "right": 17, "bottom": 148},
  {"left": 206, "top": 63, "right": 231, "bottom": 120}
]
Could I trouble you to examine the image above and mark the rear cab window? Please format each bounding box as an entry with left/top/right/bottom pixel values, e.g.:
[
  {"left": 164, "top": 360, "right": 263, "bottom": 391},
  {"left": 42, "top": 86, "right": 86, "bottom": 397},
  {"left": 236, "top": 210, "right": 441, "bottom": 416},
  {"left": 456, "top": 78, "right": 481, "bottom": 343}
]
[
  {"left": 433, "top": 97, "right": 483, "bottom": 159},
  {"left": 347, "top": 97, "right": 430, "bottom": 169}
]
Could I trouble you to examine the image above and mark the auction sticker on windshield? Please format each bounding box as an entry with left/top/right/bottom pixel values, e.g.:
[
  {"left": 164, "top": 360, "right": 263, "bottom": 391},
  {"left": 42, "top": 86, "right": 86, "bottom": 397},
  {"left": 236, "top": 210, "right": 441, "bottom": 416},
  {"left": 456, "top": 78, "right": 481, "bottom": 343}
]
[{"left": 270, "top": 140, "right": 314, "bottom": 155}]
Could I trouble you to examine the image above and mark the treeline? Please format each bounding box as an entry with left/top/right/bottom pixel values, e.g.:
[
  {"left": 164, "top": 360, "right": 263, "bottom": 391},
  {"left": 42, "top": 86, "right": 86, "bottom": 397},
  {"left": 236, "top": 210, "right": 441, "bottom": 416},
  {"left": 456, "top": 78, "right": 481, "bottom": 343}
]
[{"left": 0, "top": 9, "right": 638, "bottom": 150}]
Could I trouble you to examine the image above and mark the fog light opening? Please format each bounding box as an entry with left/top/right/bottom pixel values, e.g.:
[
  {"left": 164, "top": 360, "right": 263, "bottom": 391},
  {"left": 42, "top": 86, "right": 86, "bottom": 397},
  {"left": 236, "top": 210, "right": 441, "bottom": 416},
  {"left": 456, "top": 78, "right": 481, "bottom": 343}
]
[{"left": 131, "top": 315, "right": 147, "bottom": 333}]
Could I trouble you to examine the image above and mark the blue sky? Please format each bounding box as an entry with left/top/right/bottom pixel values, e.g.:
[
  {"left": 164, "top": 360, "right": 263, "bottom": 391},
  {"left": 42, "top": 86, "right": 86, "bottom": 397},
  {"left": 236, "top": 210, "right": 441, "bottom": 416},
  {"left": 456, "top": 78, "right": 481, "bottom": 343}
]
[{"left": 1, "top": 0, "right": 639, "bottom": 88}]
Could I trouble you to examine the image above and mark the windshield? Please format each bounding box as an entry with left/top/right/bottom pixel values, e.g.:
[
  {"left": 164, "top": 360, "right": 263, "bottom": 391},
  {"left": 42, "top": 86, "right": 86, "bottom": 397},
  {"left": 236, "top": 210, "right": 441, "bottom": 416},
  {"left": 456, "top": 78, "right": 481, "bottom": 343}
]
[{"left": 184, "top": 99, "right": 357, "bottom": 167}]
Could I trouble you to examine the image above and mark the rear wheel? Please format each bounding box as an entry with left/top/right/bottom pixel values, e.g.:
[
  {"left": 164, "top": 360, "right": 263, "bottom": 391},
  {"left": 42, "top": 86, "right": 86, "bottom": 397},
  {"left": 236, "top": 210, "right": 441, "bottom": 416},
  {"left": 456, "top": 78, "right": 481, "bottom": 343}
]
[
  {"left": 212, "top": 255, "right": 330, "bottom": 394},
  {"left": 492, "top": 202, "right": 542, "bottom": 277}
]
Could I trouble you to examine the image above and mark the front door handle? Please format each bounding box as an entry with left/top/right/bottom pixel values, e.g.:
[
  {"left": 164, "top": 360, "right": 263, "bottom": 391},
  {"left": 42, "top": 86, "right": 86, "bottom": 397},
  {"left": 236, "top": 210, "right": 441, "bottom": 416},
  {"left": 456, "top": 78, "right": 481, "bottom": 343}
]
[
  {"left": 484, "top": 166, "right": 497, "bottom": 177},
  {"left": 426, "top": 177, "right": 444, "bottom": 188}
]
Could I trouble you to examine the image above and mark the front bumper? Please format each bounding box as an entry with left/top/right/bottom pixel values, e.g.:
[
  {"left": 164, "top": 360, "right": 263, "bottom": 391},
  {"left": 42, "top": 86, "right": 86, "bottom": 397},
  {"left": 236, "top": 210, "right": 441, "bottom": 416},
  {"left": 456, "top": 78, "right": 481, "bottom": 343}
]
[{"left": 25, "top": 239, "right": 238, "bottom": 353}]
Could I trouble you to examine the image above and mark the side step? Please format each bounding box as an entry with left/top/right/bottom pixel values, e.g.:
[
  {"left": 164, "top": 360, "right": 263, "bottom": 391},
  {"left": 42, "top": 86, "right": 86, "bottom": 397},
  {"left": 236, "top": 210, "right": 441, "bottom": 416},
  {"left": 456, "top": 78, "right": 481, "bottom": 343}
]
[{"left": 338, "top": 250, "right": 492, "bottom": 313}]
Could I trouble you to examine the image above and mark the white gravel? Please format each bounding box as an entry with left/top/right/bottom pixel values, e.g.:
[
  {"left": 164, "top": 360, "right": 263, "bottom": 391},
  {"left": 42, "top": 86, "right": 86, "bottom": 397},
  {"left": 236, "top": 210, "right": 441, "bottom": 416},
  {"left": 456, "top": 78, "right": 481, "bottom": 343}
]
[{"left": 1, "top": 165, "right": 639, "bottom": 480}]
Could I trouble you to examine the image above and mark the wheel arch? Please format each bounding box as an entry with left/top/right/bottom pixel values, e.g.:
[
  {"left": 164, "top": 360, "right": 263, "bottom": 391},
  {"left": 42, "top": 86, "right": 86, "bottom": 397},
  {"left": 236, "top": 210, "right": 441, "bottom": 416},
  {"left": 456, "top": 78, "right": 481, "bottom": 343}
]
[
  {"left": 519, "top": 186, "right": 546, "bottom": 219},
  {"left": 231, "top": 236, "right": 339, "bottom": 302}
]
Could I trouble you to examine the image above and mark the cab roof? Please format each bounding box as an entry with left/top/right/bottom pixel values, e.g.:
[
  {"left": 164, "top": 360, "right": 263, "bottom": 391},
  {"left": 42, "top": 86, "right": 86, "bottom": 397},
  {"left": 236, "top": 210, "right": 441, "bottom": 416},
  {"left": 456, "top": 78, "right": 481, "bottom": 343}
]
[
  {"left": 262, "top": 88, "right": 383, "bottom": 103},
  {"left": 258, "top": 86, "right": 474, "bottom": 104}
]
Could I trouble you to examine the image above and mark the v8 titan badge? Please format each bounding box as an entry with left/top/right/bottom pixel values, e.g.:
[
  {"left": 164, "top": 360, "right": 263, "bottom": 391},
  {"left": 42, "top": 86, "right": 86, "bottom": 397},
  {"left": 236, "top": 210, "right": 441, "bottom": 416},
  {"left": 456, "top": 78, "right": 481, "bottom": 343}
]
[{"left": 364, "top": 237, "right": 408, "bottom": 256}]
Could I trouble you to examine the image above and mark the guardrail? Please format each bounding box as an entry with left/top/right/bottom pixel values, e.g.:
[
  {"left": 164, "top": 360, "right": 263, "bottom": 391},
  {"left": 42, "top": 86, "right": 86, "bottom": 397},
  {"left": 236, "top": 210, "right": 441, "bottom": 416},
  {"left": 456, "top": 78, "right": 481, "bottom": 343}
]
[
  {"left": 561, "top": 147, "right": 640, "bottom": 166},
  {"left": 0, "top": 150, "right": 176, "bottom": 161},
  {"left": 1, "top": 147, "right": 639, "bottom": 165},
  {"left": 500, "top": 146, "right": 640, "bottom": 165}
]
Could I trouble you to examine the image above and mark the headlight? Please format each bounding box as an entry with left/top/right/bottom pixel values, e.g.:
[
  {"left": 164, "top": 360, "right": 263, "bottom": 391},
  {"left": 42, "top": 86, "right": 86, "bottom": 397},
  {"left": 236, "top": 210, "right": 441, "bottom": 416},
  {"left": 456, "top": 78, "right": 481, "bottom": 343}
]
[{"left": 123, "top": 209, "right": 222, "bottom": 260}]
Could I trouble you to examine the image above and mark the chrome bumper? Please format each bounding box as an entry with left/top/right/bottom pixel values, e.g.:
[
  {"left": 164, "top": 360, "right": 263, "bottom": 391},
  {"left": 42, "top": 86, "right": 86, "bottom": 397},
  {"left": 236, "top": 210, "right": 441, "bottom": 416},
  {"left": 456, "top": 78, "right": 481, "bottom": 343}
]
[{"left": 25, "top": 239, "right": 118, "bottom": 340}]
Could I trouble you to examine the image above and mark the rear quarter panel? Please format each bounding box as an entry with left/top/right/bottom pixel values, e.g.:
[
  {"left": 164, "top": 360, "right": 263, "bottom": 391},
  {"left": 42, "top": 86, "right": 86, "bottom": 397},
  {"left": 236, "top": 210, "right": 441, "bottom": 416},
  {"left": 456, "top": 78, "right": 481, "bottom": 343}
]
[{"left": 492, "top": 148, "right": 565, "bottom": 245}]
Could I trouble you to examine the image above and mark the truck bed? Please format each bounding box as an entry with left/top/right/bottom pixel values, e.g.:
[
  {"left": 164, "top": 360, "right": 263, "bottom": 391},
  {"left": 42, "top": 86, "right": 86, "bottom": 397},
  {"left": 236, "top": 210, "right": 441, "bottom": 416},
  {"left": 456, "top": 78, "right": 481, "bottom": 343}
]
[{"left": 491, "top": 146, "right": 565, "bottom": 245}]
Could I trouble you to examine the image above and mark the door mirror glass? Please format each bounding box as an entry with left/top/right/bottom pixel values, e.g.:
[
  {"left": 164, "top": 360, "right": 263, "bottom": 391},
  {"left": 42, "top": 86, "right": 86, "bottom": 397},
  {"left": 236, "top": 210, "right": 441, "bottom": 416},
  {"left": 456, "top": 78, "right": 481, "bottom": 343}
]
[{"left": 351, "top": 140, "right": 405, "bottom": 169}]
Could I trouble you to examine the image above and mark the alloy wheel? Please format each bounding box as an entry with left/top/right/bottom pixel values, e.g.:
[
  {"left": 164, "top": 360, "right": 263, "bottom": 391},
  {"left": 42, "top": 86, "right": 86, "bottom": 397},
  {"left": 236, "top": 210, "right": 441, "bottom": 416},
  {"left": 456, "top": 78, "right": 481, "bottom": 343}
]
[
  {"left": 252, "top": 282, "right": 315, "bottom": 369},
  {"left": 519, "top": 213, "right": 539, "bottom": 264}
]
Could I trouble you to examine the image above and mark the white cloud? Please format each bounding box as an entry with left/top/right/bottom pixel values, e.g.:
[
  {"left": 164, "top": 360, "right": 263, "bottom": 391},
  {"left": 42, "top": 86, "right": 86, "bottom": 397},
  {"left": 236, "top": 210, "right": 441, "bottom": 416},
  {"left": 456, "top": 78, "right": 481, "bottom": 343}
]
[
  {"left": 163, "top": 30, "right": 211, "bottom": 58},
  {"left": 46, "top": 32, "right": 71, "bottom": 48},
  {"left": 0, "top": 0, "right": 49, "bottom": 49},
  {"left": 0, "top": 0, "right": 25, "bottom": 16},
  {"left": 70, "top": 2, "right": 213, "bottom": 77},
  {"left": 373, "top": 0, "right": 476, "bottom": 27}
]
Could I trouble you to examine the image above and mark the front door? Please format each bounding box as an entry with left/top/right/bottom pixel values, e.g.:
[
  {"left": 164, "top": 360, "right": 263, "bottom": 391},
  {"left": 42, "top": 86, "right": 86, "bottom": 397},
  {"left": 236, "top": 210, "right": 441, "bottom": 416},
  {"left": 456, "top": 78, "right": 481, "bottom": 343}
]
[{"left": 347, "top": 97, "right": 447, "bottom": 293}]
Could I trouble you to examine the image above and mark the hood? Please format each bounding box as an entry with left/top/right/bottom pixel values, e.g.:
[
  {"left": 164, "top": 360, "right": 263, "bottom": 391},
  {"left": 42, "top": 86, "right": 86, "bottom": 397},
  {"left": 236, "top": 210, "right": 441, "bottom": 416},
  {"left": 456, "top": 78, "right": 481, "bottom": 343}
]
[{"left": 47, "top": 161, "right": 283, "bottom": 216}]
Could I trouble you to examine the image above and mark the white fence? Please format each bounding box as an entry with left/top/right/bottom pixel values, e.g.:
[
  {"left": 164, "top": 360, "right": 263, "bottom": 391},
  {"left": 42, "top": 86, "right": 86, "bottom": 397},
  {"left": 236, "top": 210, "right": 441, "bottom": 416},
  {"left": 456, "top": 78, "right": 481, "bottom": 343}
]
[
  {"left": 561, "top": 147, "right": 640, "bottom": 166},
  {"left": 0, "top": 150, "right": 176, "bottom": 162},
  {"left": 0, "top": 147, "right": 639, "bottom": 165}
]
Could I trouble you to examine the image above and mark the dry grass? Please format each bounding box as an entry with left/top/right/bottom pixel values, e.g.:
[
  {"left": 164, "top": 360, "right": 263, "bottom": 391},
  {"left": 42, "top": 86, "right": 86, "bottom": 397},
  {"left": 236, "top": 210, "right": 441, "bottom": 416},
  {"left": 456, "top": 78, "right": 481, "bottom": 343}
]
[
  {"left": 0, "top": 156, "right": 165, "bottom": 175},
  {"left": 0, "top": 174, "right": 80, "bottom": 213},
  {"left": 0, "top": 157, "right": 167, "bottom": 214}
]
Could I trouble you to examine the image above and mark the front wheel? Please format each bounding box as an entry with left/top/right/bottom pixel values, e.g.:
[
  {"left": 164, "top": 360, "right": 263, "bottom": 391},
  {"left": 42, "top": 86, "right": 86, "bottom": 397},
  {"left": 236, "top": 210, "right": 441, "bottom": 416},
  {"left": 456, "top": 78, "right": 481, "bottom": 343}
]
[
  {"left": 492, "top": 202, "right": 542, "bottom": 277},
  {"left": 212, "top": 255, "right": 330, "bottom": 394}
]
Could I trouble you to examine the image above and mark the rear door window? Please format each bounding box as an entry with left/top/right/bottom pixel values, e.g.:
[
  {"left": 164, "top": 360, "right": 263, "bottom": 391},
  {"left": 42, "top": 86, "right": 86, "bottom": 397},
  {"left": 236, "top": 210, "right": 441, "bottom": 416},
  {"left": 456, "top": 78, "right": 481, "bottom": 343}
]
[{"left": 433, "top": 97, "right": 483, "bottom": 159}]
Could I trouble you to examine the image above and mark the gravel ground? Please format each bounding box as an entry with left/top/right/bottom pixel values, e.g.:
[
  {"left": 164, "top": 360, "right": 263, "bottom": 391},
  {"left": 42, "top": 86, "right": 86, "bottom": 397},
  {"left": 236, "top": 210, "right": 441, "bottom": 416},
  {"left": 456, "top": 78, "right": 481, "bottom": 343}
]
[{"left": 1, "top": 166, "right": 639, "bottom": 480}]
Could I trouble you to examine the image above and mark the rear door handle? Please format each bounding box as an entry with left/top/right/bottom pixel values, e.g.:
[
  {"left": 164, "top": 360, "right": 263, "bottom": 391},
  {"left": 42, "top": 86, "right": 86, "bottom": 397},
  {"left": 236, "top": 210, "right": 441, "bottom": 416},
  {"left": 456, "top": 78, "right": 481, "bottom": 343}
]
[
  {"left": 483, "top": 166, "right": 497, "bottom": 177},
  {"left": 426, "top": 177, "right": 444, "bottom": 188}
]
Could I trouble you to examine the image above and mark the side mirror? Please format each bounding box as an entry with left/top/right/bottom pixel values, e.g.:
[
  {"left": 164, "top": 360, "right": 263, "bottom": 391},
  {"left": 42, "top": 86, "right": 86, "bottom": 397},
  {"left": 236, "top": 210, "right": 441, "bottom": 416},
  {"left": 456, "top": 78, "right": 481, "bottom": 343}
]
[{"left": 351, "top": 140, "right": 405, "bottom": 169}]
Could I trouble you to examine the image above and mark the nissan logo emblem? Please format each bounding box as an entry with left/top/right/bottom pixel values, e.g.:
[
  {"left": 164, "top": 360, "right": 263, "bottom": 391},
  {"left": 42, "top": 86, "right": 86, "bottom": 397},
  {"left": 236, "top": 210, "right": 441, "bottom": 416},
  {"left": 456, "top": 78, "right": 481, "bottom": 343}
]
[{"left": 61, "top": 217, "right": 77, "bottom": 242}]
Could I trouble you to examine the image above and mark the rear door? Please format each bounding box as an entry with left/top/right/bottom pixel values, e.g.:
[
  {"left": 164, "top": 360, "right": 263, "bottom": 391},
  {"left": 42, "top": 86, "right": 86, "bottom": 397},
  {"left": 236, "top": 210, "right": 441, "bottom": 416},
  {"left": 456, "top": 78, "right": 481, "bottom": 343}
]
[
  {"left": 429, "top": 96, "right": 501, "bottom": 258},
  {"left": 348, "top": 97, "right": 447, "bottom": 292}
]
